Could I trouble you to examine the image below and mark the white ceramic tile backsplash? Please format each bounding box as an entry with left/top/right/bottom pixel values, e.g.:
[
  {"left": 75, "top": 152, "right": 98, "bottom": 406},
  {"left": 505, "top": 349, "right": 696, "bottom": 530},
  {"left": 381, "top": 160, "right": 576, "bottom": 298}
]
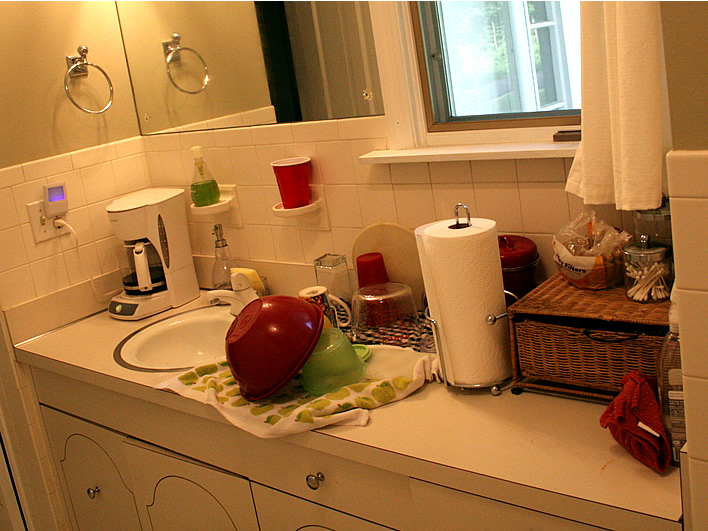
[
  {"left": 471, "top": 159, "right": 517, "bottom": 183},
  {"left": 214, "top": 126, "right": 253, "bottom": 148},
  {"left": 350, "top": 138, "right": 390, "bottom": 184},
  {"left": 316, "top": 141, "right": 357, "bottom": 185},
  {"left": 244, "top": 225, "right": 276, "bottom": 261},
  {"left": 429, "top": 161, "right": 472, "bottom": 184},
  {"left": 292, "top": 120, "right": 340, "bottom": 143},
  {"left": 324, "top": 185, "right": 364, "bottom": 228},
  {"left": 391, "top": 162, "right": 430, "bottom": 184},
  {"left": 0, "top": 266, "right": 34, "bottom": 308},
  {"left": 0, "top": 228, "right": 28, "bottom": 272},
  {"left": 672, "top": 198, "right": 708, "bottom": 292},
  {"left": 684, "top": 376, "right": 708, "bottom": 461},
  {"left": 250, "top": 123, "right": 294, "bottom": 146},
  {"left": 0, "top": 114, "right": 594, "bottom": 318},
  {"left": 0, "top": 187, "right": 19, "bottom": 230},
  {"left": 228, "top": 147, "right": 261, "bottom": 185},
  {"left": 668, "top": 150, "right": 708, "bottom": 199},
  {"left": 0, "top": 165, "right": 24, "bottom": 187},
  {"left": 357, "top": 184, "right": 398, "bottom": 226},
  {"left": 431, "top": 183, "right": 477, "bottom": 221},
  {"left": 516, "top": 158, "right": 567, "bottom": 182},
  {"left": 79, "top": 161, "right": 118, "bottom": 204},
  {"left": 21, "top": 154, "right": 72, "bottom": 181},
  {"left": 688, "top": 457, "right": 708, "bottom": 528},
  {"left": 676, "top": 288, "right": 708, "bottom": 379},
  {"left": 271, "top": 226, "right": 305, "bottom": 263},
  {"left": 70, "top": 144, "right": 118, "bottom": 169},
  {"left": 518, "top": 182, "right": 571, "bottom": 233},
  {"left": 392, "top": 183, "right": 436, "bottom": 229},
  {"left": 664, "top": 149, "right": 708, "bottom": 530},
  {"left": 473, "top": 182, "right": 524, "bottom": 233},
  {"left": 337, "top": 116, "right": 388, "bottom": 140}
]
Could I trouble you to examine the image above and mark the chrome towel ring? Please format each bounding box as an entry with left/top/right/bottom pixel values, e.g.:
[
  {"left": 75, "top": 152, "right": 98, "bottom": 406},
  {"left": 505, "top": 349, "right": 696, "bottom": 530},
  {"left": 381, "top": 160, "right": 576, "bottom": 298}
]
[
  {"left": 64, "top": 46, "right": 114, "bottom": 114},
  {"left": 162, "top": 33, "right": 209, "bottom": 95}
]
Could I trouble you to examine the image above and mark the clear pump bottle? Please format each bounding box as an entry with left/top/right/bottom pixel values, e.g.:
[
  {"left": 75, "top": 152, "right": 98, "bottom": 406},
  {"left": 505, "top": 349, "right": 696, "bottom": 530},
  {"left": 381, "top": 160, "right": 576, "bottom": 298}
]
[
  {"left": 658, "top": 289, "right": 686, "bottom": 466},
  {"left": 211, "top": 224, "right": 238, "bottom": 290},
  {"left": 190, "top": 146, "right": 220, "bottom": 207}
]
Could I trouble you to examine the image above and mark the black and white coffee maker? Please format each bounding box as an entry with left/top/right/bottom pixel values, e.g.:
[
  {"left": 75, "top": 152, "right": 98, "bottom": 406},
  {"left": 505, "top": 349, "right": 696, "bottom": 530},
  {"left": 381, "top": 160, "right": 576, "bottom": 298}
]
[{"left": 106, "top": 188, "right": 199, "bottom": 320}]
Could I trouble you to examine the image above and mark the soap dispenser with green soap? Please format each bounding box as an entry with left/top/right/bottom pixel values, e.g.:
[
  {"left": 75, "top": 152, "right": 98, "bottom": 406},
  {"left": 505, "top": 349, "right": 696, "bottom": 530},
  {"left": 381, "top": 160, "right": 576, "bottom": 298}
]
[
  {"left": 211, "top": 224, "right": 239, "bottom": 289},
  {"left": 190, "top": 146, "right": 220, "bottom": 207}
]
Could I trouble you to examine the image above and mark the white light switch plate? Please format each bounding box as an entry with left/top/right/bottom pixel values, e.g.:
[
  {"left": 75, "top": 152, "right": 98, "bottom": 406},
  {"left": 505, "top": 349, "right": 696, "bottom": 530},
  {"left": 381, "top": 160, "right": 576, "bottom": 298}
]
[{"left": 26, "top": 200, "right": 70, "bottom": 243}]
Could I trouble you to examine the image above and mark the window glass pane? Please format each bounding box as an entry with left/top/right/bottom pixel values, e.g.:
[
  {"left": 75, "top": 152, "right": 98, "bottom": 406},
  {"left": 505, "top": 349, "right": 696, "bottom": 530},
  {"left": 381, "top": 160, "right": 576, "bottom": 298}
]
[
  {"left": 417, "top": 0, "right": 580, "bottom": 127},
  {"left": 438, "top": 2, "right": 520, "bottom": 116},
  {"left": 533, "top": 26, "right": 558, "bottom": 107},
  {"left": 527, "top": 1, "right": 550, "bottom": 24}
]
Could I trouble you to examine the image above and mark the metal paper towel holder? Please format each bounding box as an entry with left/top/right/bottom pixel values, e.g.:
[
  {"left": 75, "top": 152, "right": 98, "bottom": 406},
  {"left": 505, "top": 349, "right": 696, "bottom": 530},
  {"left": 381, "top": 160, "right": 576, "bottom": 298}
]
[
  {"left": 424, "top": 289, "right": 517, "bottom": 397},
  {"left": 423, "top": 201, "right": 518, "bottom": 396},
  {"left": 449, "top": 202, "right": 471, "bottom": 229}
]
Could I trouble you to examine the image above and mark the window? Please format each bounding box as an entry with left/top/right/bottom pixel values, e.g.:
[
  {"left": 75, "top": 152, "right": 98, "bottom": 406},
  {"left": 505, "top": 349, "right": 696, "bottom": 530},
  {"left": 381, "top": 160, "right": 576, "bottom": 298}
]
[{"left": 412, "top": 1, "right": 581, "bottom": 132}]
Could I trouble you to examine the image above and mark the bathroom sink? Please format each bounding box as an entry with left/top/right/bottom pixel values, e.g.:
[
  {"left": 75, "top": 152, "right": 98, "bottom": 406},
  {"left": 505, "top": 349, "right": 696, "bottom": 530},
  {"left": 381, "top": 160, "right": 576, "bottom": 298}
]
[{"left": 114, "top": 305, "right": 235, "bottom": 372}]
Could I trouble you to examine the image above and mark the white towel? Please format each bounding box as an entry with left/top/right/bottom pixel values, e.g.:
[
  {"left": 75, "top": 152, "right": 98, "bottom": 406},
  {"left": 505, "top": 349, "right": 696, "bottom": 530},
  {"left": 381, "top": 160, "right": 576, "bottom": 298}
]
[
  {"left": 157, "top": 346, "right": 436, "bottom": 438},
  {"left": 566, "top": 1, "right": 670, "bottom": 211}
]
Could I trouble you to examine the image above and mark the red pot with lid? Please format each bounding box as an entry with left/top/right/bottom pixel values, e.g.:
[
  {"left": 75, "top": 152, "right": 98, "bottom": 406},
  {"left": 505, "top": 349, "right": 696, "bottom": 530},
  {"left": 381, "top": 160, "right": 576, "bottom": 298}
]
[{"left": 498, "top": 235, "right": 539, "bottom": 303}]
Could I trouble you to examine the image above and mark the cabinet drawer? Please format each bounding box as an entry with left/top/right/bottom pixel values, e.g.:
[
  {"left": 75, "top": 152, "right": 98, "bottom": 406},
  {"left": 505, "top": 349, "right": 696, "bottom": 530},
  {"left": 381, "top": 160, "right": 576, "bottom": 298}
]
[
  {"left": 252, "top": 483, "right": 390, "bottom": 531},
  {"left": 250, "top": 440, "right": 411, "bottom": 530},
  {"left": 410, "top": 478, "right": 603, "bottom": 531}
]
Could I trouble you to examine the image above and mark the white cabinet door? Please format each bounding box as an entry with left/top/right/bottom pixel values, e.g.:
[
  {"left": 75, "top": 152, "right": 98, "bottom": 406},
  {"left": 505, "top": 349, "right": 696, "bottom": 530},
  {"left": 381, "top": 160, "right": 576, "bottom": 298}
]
[
  {"left": 122, "top": 439, "right": 259, "bottom": 531},
  {"left": 252, "top": 483, "right": 390, "bottom": 531},
  {"left": 41, "top": 407, "right": 142, "bottom": 531}
]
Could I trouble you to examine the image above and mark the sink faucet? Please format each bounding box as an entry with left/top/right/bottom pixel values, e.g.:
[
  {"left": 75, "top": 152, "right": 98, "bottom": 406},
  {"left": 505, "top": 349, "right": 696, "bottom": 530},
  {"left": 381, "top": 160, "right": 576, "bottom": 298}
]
[{"left": 206, "top": 272, "right": 259, "bottom": 315}]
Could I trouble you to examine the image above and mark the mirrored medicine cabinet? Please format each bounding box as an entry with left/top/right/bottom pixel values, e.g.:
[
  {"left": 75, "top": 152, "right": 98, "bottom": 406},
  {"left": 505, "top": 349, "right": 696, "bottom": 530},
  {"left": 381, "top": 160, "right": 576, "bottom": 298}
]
[{"left": 116, "top": 1, "right": 385, "bottom": 135}]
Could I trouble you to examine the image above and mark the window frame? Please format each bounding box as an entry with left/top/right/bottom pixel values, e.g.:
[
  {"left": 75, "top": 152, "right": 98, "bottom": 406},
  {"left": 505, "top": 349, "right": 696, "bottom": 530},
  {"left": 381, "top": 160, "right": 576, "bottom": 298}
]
[
  {"left": 366, "top": 1, "right": 581, "bottom": 151},
  {"left": 411, "top": 1, "right": 581, "bottom": 133}
]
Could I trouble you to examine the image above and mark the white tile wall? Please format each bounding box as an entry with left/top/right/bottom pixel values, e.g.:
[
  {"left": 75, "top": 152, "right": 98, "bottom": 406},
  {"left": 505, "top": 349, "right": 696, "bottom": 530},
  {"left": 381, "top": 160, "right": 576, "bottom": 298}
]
[
  {"left": 666, "top": 149, "right": 708, "bottom": 530},
  {"left": 0, "top": 147, "right": 149, "bottom": 312},
  {"left": 1, "top": 116, "right": 636, "bottom": 319}
]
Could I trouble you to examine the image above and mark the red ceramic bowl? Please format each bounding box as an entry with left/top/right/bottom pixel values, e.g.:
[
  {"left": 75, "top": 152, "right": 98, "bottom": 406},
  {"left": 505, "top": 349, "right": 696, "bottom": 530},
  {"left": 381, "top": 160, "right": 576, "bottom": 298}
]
[{"left": 225, "top": 295, "right": 324, "bottom": 401}]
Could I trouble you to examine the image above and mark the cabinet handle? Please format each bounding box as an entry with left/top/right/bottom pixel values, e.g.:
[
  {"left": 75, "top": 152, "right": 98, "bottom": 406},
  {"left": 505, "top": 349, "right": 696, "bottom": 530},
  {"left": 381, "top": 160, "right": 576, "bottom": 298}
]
[
  {"left": 305, "top": 472, "right": 325, "bottom": 490},
  {"left": 86, "top": 487, "right": 100, "bottom": 499}
]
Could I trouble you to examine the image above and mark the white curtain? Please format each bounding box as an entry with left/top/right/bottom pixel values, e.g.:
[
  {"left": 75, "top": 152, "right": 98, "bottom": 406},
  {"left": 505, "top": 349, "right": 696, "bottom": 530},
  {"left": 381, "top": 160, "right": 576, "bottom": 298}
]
[{"left": 565, "top": 1, "right": 670, "bottom": 211}]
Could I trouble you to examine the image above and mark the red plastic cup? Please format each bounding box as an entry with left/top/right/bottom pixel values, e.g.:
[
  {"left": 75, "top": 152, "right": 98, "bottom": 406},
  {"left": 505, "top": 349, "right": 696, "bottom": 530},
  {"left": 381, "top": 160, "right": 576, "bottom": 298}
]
[
  {"left": 356, "top": 252, "right": 389, "bottom": 288},
  {"left": 271, "top": 157, "right": 311, "bottom": 209}
]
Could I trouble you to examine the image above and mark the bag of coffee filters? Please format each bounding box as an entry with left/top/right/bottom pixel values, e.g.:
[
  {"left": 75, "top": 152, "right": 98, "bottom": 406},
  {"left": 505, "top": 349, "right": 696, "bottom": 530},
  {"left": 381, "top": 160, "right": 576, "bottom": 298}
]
[{"left": 552, "top": 211, "right": 632, "bottom": 290}]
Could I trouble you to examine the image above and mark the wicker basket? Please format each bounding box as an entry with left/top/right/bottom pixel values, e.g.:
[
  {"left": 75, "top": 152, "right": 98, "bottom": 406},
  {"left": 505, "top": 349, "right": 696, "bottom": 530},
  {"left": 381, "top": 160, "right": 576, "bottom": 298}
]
[{"left": 508, "top": 274, "right": 670, "bottom": 401}]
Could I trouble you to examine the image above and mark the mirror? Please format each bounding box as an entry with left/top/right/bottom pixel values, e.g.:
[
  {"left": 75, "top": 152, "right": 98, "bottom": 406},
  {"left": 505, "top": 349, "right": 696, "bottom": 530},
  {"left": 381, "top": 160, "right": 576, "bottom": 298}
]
[{"left": 116, "top": 1, "right": 384, "bottom": 135}]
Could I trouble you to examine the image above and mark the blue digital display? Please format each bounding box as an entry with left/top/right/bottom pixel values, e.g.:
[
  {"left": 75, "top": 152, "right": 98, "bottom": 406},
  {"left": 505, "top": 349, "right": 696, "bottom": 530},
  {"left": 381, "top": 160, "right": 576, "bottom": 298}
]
[{"left": 47, "top": 186, "right": 66, "bottom": 202}]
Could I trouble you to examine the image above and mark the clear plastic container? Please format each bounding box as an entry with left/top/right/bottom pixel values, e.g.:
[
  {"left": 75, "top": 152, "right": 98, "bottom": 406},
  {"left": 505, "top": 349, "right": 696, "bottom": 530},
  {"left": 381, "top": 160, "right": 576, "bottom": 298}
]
[
  {"left": 315, "top": 253, "right": 351, "bottom": 302},
  {"left": 658, "top": 296, "right": 685, "bottom": 466},
  {"left": 622, "top": 235, "right": 673, "bottom": 302}
]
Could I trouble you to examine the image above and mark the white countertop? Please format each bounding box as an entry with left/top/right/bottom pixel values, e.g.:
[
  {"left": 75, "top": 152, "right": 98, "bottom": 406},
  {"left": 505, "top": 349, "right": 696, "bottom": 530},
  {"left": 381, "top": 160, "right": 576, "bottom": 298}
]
[{"left": 14, "top": 294, "right": 682, "bottom": 525}]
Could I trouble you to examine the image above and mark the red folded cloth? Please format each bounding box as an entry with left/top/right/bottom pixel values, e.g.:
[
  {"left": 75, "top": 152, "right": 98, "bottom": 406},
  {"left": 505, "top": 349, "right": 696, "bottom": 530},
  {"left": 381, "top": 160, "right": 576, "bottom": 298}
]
[{"left": 600, "top": 370, "right": 672, "bottom": 473}]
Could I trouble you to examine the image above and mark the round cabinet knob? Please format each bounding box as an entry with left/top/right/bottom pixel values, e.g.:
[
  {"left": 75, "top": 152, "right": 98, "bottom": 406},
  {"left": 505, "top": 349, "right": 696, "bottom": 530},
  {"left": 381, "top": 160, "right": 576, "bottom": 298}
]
[
  {"left": 86, "top": 487, "right": 100, "bottom": 499},
  {"left": 305, "top": 472, "right": 325, "bottom": 490}
]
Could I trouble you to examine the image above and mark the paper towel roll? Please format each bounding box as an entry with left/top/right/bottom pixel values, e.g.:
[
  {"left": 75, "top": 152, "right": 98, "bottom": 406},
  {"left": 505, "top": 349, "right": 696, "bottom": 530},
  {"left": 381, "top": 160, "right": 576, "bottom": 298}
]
[{"left": 415, "top": 218, "right": 511, "bottom": 387}]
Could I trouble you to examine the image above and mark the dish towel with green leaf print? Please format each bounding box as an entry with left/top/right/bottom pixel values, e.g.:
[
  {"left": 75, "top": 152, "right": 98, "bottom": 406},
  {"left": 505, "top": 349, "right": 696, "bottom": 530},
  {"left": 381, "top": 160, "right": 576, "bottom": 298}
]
[{"left": 157, "top": 345, "right": 437, "bottom": 438}]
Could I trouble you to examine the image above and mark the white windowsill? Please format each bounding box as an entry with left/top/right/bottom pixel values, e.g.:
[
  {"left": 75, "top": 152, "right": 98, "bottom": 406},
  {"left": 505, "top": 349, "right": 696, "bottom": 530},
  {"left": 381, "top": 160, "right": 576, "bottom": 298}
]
[{"left": 359, "top": 142, "right": 579, "bottom": 164}]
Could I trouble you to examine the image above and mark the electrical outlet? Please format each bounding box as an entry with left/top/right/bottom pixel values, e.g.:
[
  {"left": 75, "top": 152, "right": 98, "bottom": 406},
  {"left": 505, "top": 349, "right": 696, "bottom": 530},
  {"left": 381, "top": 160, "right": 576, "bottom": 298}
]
[{"left": 26, "top": 200, "right": 70, "bottom": 243}]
